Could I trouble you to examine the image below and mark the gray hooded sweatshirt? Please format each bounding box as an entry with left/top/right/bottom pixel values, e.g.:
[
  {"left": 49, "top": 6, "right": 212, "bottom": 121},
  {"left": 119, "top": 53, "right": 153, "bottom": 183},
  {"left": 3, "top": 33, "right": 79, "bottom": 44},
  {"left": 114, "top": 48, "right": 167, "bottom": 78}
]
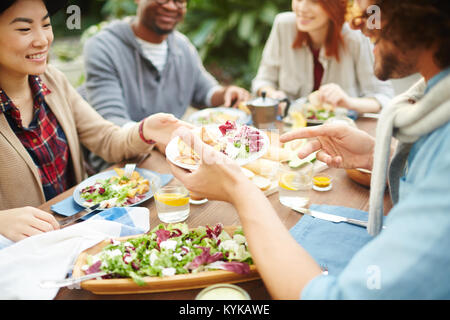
[{"left": 81, "top": 18, "right": 219, "bottom": 126}]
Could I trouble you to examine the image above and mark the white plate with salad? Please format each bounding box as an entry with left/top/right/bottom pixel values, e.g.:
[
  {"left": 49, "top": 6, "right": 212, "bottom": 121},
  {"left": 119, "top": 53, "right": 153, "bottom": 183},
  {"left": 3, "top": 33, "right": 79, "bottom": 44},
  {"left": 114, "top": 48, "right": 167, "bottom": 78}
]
[
  {"left": 166, "top": 121, "right": 270, "bottom": 171},
  {"left": 73, "top": 168, "right": 161, "bottom": 210},
  {"left": 188, "top": 107, "right": 251, "bottom": 126}
]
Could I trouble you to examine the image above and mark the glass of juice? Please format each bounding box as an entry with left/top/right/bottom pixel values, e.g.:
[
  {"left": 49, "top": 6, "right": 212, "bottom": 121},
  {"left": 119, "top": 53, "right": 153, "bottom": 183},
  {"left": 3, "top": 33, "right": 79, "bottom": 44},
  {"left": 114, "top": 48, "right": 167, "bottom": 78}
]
[
  {"left": 278, "top": 162, "right": 313, "bottom": 208},
  {"left": 154, "top": 185, "right": 190, "bottom": 223}
]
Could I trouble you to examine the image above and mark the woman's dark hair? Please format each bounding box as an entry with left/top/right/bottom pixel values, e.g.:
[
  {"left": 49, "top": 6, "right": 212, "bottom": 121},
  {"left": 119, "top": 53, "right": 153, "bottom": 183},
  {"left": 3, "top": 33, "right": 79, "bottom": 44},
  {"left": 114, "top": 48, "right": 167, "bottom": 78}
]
[
  {"left": 356, "top": 0, "right": 450, "bottom": 69},
  {"left": 0, "top": 0, "right": 17, "bottom": 14},
  {"left": 0, "top": 0, "right": 67, "bottom": 16}
]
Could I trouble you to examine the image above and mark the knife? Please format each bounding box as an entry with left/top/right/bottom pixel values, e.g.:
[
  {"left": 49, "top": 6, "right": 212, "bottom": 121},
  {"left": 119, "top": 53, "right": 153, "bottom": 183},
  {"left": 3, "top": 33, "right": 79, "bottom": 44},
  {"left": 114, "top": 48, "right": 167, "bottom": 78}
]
[
  {"left": 291, "top": 207, "right": 368, "bottom": 228},
  {"left": 360, "top": 113, "right": 380, "bottom": 119},
  {"left": 59, "top": 203, "right": 101, "bottom": 227}
]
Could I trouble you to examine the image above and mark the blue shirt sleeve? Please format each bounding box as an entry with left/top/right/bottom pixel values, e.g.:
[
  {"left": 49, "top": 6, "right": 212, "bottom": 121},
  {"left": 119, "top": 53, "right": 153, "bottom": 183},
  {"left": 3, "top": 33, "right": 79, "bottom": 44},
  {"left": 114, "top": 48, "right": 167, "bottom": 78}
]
[{"left": 301, "top": 123, "right": 450, "bottom": 299}]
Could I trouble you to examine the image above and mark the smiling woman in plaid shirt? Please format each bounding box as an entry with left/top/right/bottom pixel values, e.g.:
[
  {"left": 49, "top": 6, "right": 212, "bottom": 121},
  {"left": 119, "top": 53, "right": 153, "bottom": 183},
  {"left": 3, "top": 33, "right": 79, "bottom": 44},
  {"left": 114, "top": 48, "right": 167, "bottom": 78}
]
[{"left": 0, "top": 0, "right": 191, "bottom": 243}]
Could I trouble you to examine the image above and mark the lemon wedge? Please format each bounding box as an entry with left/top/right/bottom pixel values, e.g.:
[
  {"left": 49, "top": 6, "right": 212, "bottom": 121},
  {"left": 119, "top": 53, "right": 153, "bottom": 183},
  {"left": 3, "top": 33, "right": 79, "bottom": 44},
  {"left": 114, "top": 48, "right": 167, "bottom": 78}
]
[
  {"left": 238, "top": 102, "right": 251, "bottom": 115},
  {"left": 155, "top": 193, "right": 190, "bottom": 206},
  {"left": 278, "top": 173, "right": 300, "bottom": 191},
  {"left": 291, "top": 111, "right": 307, "bottom": 128}
]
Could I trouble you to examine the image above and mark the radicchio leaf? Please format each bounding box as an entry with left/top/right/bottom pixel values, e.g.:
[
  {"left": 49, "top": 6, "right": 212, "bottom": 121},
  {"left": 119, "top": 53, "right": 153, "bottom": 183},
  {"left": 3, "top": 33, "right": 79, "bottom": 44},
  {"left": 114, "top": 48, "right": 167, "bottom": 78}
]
[
  {"left": 206, "top": 223, "right": 223, "bottom": 240},
  {"left": 206, "top": 261, "right": 250, "bottom": 275},
  {"left": 221, "top": 261, "right": 250, "bottom": 275},
  {"left": 188, "top": 247, "right": 224, "bottom": 270},
  {"left": 155, "top": 229, "right": 172, "bottom": 243},
  {"left": 219, "top": 121, "right": 236, "bottom": 136},
  {"left": 85, "top": 260, "right": 101, "bottom": 275},
  {"left": 155, "top": 228, "right": 184, "bottom": 249}
]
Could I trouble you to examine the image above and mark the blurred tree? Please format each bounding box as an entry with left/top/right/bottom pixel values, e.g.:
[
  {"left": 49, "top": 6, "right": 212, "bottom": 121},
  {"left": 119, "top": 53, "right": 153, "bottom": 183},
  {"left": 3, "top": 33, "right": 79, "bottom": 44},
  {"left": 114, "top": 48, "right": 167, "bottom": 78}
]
[
  {"left": 179, "top": 0, "right": 291, "bottom": 88},
  {"left": 99, "top": 0, "right": 137, "bottom": 19}
]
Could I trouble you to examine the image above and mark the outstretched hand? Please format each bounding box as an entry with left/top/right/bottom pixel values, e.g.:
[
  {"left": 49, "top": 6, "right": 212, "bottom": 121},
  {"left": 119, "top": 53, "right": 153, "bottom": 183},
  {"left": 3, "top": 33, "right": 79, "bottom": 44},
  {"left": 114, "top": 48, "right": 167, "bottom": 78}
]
[
  {"left": 280, "top": 123, "right": 375, "bottom": 170},
  {"left": 318, "top": 83, "right": 351, "bottom": 108},
  {"left": 223, "top": 85, "right": 251, "bottom": 108},
  {"left": 143, "top": 113, "right": 194, "bottom": 147}
]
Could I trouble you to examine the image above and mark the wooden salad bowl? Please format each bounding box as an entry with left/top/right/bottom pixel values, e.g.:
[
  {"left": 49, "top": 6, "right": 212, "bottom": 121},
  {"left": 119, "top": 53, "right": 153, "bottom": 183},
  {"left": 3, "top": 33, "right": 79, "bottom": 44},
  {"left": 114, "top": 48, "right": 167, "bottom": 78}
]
[{"left": 72, "top": 226, "right": 260, "bottom": 295}]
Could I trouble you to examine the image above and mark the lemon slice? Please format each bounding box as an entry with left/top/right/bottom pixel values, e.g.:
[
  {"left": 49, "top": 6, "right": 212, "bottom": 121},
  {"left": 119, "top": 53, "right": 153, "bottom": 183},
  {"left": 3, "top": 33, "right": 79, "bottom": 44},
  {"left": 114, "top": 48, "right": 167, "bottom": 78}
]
[
  {"left": 278, "top": 173, "right": 300, "bottom": 191},
  {"left": 155, "top": 193, "right": 190, "bottom": 206},
  {"left": 291, "top": 111, "right": 307, "bottom": 128}
]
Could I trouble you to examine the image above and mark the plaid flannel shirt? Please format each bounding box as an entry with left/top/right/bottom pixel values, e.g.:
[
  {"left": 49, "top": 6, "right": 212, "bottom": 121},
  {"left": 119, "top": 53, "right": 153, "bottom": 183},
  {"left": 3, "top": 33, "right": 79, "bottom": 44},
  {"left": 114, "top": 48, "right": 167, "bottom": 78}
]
[{"left": 0, "top": 76, "right": 73, "bottom": 201}]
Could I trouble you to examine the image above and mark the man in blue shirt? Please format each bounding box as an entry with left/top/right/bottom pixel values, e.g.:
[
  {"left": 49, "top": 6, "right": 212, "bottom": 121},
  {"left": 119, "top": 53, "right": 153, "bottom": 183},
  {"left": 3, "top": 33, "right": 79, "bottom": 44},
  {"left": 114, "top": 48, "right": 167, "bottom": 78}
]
[{"left": 168, "top": 0, "right": 450, "bottom": 299}]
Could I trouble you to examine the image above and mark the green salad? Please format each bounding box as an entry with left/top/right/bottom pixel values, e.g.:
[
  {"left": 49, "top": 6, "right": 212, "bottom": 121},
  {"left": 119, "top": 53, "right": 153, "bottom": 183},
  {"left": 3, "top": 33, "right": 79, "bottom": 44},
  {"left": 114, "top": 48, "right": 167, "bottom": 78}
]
[
  {"left": 306, "top": 108, "right": 335, "bottom": 121},
  {"left": 80, "top": 169, "right": 150, "bottom": 209},
  {"left": 82, "top": 223, "right": 253, "bottom": 286}
]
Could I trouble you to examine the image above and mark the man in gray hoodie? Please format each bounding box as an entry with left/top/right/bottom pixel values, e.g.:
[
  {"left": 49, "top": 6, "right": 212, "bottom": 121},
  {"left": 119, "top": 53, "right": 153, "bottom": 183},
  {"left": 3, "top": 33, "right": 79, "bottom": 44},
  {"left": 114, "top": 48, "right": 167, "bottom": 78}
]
[{"left": 82, "top": 0, "right": 250, "bottom": 171}]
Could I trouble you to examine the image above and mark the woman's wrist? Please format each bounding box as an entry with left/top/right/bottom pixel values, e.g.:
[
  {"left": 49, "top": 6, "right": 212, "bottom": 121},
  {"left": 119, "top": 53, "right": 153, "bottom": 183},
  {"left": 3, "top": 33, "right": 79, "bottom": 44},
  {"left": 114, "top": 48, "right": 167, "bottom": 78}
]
[
  {"left": 342, "top": 96, "right": 357, "bottom": 111},
  {"left": 345, "top": 97, "right": 381, "bottom": 113},
  {"left": 139, "top": 120, "right": 156, "bottom": 145}
]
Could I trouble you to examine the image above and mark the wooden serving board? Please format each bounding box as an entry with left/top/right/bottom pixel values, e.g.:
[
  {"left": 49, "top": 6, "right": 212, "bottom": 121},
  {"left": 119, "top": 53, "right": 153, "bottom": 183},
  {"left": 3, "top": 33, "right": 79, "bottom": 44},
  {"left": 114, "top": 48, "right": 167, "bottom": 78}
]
[{"left": 72, "top": 226, "right": 260, "bottom": 295}]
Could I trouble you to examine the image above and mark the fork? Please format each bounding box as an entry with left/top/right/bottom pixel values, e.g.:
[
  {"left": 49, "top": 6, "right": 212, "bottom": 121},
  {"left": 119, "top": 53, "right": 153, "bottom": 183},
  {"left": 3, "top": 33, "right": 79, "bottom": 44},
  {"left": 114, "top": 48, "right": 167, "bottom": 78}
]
[
  {"left": 39, "top": 272, "right": 107, "bottom": 289},
  {"left": 124, "top": 163, "right": 136, "bottom": 178}
]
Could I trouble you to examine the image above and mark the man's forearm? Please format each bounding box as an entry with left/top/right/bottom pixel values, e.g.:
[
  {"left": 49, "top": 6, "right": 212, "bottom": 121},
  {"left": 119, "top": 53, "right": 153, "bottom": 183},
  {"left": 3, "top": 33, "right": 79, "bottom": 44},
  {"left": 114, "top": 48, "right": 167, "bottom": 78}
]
[{"left": 228, "top": 181, "right": 322, "bottom": 299}]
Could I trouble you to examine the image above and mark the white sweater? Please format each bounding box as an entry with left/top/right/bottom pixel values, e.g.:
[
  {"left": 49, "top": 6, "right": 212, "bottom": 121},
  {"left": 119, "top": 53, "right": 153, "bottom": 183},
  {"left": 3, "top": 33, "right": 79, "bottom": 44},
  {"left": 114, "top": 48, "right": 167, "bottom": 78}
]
[{"left": 252, "top": 12, "right": 394, "bottom": 107}]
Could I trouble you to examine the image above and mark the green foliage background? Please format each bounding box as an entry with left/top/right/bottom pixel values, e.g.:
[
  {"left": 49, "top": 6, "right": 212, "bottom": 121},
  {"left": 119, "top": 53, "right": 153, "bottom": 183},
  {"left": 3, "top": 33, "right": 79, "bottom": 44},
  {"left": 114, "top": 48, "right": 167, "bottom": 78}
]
[
  {"left": 178, "top": 0, "right": 291, "bottom": 88},
  {"left": 55, "top": 0, "right": 292, "bottom": 89}
]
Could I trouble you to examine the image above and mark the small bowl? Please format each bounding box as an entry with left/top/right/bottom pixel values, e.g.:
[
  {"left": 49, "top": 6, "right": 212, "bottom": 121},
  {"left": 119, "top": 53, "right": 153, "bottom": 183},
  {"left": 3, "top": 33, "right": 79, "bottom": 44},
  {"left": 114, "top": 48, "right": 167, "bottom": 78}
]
[
  {"left": 195, "top": 283, "right": 251, "bottom": 300},
  {"left": 346, "top": 168, "right": 371, "bottom": 188},
  {"left": 313, "top": 173, "right": 333, "bottom": 192}
]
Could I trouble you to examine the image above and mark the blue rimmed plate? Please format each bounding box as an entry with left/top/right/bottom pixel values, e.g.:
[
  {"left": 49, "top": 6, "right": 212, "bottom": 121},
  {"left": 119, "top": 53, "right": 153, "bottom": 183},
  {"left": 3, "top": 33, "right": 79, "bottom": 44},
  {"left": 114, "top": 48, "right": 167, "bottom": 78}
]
[{"left": 73, "top": 168, "right": 172, "bottom": 210}]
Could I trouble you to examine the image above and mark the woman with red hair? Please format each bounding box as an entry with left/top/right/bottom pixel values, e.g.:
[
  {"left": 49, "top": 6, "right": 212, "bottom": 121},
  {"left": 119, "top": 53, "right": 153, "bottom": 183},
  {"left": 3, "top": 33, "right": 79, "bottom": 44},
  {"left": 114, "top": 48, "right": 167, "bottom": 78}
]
[{"left": 252, "top": 0, "right": 394, "bottom": 114}]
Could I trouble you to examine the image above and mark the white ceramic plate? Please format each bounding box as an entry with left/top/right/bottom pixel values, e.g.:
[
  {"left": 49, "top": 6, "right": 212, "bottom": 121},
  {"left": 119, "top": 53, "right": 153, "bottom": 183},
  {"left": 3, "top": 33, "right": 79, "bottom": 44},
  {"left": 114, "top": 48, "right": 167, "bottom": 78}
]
[
  {"left": 288, "top": 97, "right": 335, "bottom": 125},
  {"left": 73, "top": 168, "right": 162, "bottom": 209},
  {"left": 166, "top": 125, "right": 270, "bottom": 171},
  {"left": 188, "top": 107, "right": 251, "bottom": 126}
]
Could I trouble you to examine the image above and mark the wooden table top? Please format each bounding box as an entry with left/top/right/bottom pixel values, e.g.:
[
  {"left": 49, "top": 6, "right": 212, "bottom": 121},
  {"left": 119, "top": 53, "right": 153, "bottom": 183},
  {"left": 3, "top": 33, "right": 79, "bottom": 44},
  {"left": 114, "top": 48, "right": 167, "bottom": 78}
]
[{"left": 38, "top": 117, "right": 392, "bottom": 300}]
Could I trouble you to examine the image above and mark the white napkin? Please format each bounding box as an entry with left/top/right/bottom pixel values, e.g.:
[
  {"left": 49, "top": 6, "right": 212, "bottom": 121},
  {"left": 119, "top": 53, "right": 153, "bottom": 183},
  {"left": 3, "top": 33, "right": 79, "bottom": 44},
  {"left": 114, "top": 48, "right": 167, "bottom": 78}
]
[{"left": 0, "top": 207, "right": 150, "bottom": 300}]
